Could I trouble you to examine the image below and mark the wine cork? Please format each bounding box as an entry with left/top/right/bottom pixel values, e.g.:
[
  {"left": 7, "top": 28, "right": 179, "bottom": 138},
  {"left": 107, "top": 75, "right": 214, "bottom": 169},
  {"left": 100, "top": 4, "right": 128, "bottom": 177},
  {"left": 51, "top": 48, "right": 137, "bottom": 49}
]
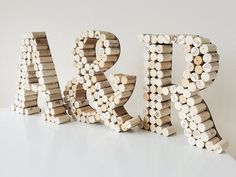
[
  {"left": 213, "top": 140, "right": 229, "bottom": 154},
  {"left": 37, "top": 70, "right": 56, "bottom": 77},
  {"left": 193, "top": 37, "right": 210, "bottom": 47},
  {"left": 31, "top": 32, "right": 46, "bottom": 38},
  {"left": 125, "top": 117, "right": 141, "bottom": 129},
  {"left": 196, "top": 79, "right": 212, "bottom": 90},
  {"left": 170, "top": 93, "right": 179, "bottom": 102},
  {"left": 54, "top": 115, "right": 71, "bottom": 124},
  {"left": 143, "top": 121, "right": 150, "bottom": 130},
  {"left": 155, "top": 62, "right": 172, "bottom": 70},
  {"left": 149, "top": 116, "right": 156, "bottom": 124},
  {"left": 162, "top": 125, "right": 176, "bottom": 137},
  {"left": 205, "top": 137, "right": 220, "bottom": 151},
  {"left": 155, "top": 108, "right": 171, "bottom": 118},
  {"left": 185, "top": 35, "right": 198, "bottom": 45},
  {"left": 179, "top": 95, "right": 187, "bottom": 104},
  {"left": 157, "top": 35, "right": 171, "bottom": 44},
  {"left": 151, "top": 34, "right": 158, "bottom": 43},
  {"left": 176, "top": 85, "right": 184, "bottom": 94},
  {"left": 188, "top": 136, "right": 196, "bottom": 146},
  {"left": 156, "top": 124, "right": 170, "bottom": 135},
  {"left": 45, "top": 93, "right": 62, "bottom": 102},
  {"left": 118, "top": 84, "right": 135, "bottom": 92},
  {"left": 156, "top": 70, "right": 171, "bottom": 78},
  {"left": 186, "top": 113, "right": 194, "bottom": 122},
  {"left": 121, "top": 123, "right": 128, "bottom": 132},
  {"left": 190, "top": 73, "right": 199, "bottom": 82},
  {"left": 157, "top": 54, "right": 172, "bottom": 62},
  {"left": 149, "top": 101, "right": 156, "bottom": 109},
  {"left": 193, "top": 130, "right": 201, "bottom": 139},
  {"left": 156, "top": 87, "right": 163, "bottom": 94},
  {"left": 156, "top": 45, "right": 172, "bottom": 53},
  {"left": 143, "top": 34, "right": 151, "bottom": 43},
  {"left": 150, "top": 124, "right": 157, "bottom": 132},
  {"left": 24, "top": 106, "right": 41, "bottom": 115},
  {"left": 104, "top": 39, "right": 119, "bottom": 47},
  {"left": 194, "top": 56, "right": 203, "bottom": 65},
  {"left": 183, "top": 90, "right": 198, "bottom": 98},
  {"left": 150, "top": 69, "right": 157, "bottom": 77},
  {"left": 184, "top": 128, "right": 192, "bottom": 137},
  {"left": 190, "top": 102, "right": 207, "bottom": 115},
  {"left": 22, "top": 100, "right": 37, "bottom": 108},
  {"left": 41, "top": 83, "right": 59, "bottom": 91},
  {"left": 149, "top": 44, "right": 157, "bottom": 52},
  {"left": 156, "top": 115, "right": 171, "bottom": 126},
  {"left": 114, "top": 124, "right": 121, "bottom": 133},
  {"left": 149, "top": 93, "right": 156, "bottom": 101},
  {"left": 191, "top": 47, "right": 200, "bottom": 56},
  {"left": 197, "top": 120, "right": 214, "bottom": 132},
  {"left": 188, "top": 82, "right": 198, "bottom": 92},
  {"left": 200, "top": 128, "right": 217, "bottom": 142},
  {"left": 156, "top": 94, "right": 170, "bottom": 102},
  {"left": 156, "top": 78, "right": 171, "bottom": 86},
  {"left": 203, "top": 62, "right": 219, "bottom": 72},
  {"left": 117, "top": 114, "right": 131, "bottom": 124},
  {"left": 196, "top": 139, "right": 205, "bottom": 149},
  {"left": 182, "top": 79, "right": 190, "bottom": 88},
  {"left": 203, "top": 53, "right": 219, "bottom": 63},
  {"left": 50, "top": 106, "right": 66, "bottom": 116},
  {"left": 189, "top": 122, "right": 197, "bottom": 130},
  {"left": 156, "top": 100, "right": 171, "bottom": 110},
  {"left": 169, "top": 85, "right": 177, "bottom": 94},
  {"left": 194, "top": 111, "right": 211, "bottom": 123},
  {"left": 174, "top": 101, "right": 182, "bottom": 110},
  {"left": 39, "top": 76, "right": 58, "bottom": 84},
  {"left": 177, "top": 35, "right": 185, "bottom": 44},
  {"left": 180, "top": 119, "right": 189, "bottom": 129},
  {"left": 201, "top": 72, "right": 217, "bottom": 82},
  {"left": 200, "top": 44, "right": 217, "bottom": 54},
  {"left": 194, "top": 66, "right": 203, "bottom": 76},
  {"left": 162, "top": 86, "right": 170, "bottom": 96}
]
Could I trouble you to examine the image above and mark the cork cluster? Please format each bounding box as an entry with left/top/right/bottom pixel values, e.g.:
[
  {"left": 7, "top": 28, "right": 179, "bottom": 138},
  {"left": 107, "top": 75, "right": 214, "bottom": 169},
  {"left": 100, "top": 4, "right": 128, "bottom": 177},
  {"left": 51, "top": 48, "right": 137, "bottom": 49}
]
[
  {"left": 64, "top": 30, "right": 141, "bottom": 132},
  {"left": 140, "top": 34, "right": 227, "bottom": 153},
  {"left": 12, "top": 32, "right": 70, "bottom": 124}
]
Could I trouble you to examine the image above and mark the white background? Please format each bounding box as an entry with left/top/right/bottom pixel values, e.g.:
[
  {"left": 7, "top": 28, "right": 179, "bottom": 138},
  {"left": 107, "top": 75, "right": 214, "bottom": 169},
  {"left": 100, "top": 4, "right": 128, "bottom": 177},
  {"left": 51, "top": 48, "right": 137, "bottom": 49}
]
[{"left": 0, "top": 0, "right": 236, "bottom": 159}]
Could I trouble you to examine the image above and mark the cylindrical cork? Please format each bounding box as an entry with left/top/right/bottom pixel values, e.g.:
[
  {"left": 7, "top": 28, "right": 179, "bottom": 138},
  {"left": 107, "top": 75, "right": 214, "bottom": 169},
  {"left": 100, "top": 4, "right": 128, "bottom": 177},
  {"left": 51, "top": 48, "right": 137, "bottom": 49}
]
[
  {"left": 200, "top": 128, "right": 217, "bottom": 142},
  {"left": 194, "top": 111, "right": 211, "bottom": 123},
  {"left": 196, "top": 139, "right": 205, "bottom": 149},
  {"left": 200, "top": 44, "right": 217, "bottom": 54},
  {"left": 162, "top": 125, "right": 176, "bottom": 137},
  {"left": 205, "top": 137, "right": 220, "bottom": 151},
  {"left": 188, "top": 136, "right": 196, "bottom": 146},
  {"left": 197, "top": 120, "right": 214, "bottom": 132},
  {"left": 150, "top": 124, "right": 156, "bottom": 132},
  {"left": 54, "top": 115, "right": 71, "bottom": 124},
  {"left": 203, "top": 53, "right": 219, "bottom": 63},
  {"left": 125, "top": 117, "right": 141, "bottom": 129},
  {"left": 156, "top": 115, "right": 171, "bottom": 126},
  {"left": 184, "top": 128, "right": 192, "bottom": 137},
  {"left": 213, "top": 140, "right": 229, "bottom": 154},
  {"left": 190, "top": 103, "right": 207, "bottom": 115}
]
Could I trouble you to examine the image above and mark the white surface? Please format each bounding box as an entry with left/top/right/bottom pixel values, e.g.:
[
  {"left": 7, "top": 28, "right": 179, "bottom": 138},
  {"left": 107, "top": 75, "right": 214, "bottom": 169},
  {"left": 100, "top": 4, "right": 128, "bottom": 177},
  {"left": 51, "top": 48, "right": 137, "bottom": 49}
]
[{"left": 0, "top": 108, "right": 235, "bottom": 177}]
